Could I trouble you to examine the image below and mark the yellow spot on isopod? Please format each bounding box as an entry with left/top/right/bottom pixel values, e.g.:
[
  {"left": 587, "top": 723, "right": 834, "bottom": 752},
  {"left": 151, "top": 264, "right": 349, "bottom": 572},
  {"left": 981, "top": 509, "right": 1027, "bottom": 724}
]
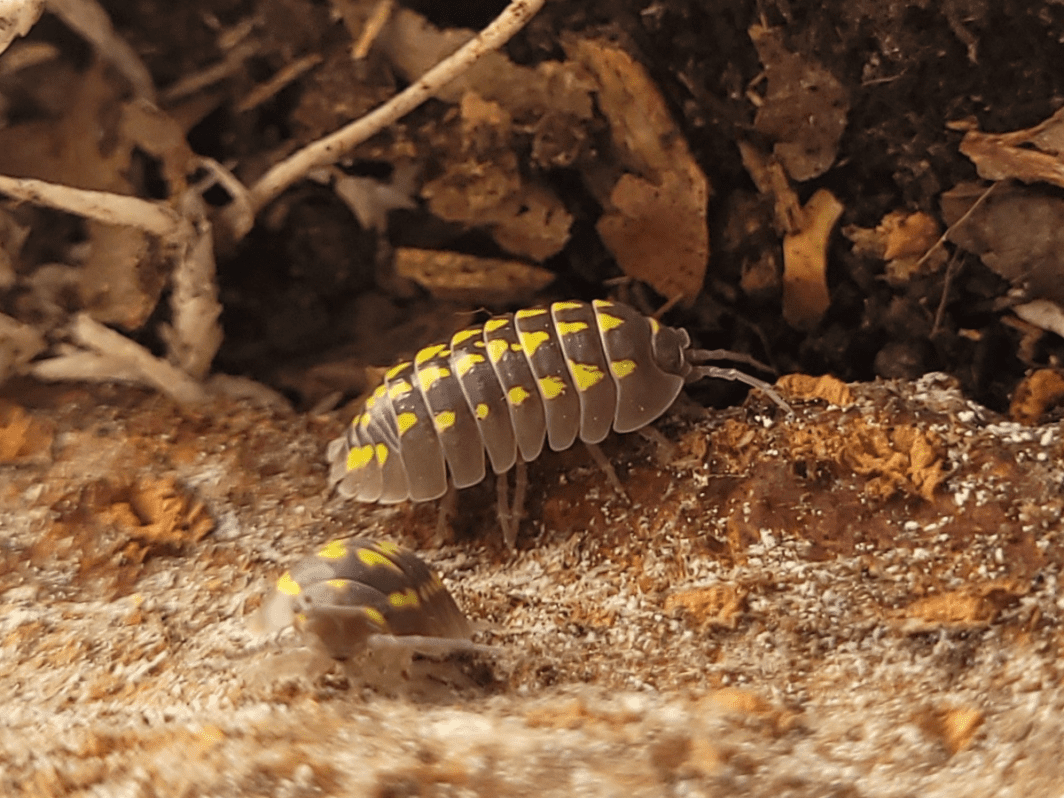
[
  {"left": 360, "top": 414, "right": 371, "bottom": 429},
  {"left": 375, "top": 443, "right": 388, "bottom": 465},
  {"left": 363, "top": 607, "right": 388, "bottom": 630},
  {"left": 553, "top": 300, "right": 584, "bottom": 311},
  {"left": 450, "top": 328, "right": 482, "bottom": 347},
  {"left": 570, "top": 362, "right": 605, "bottom": 390},
  {"left": 476, "top": 403, "right": 489, "bottom": 419},
  {"left": 515, "top": 308, "right": 548, "bottom": 320},
  {"left": 350, "top": 414, "right": 362, "bottom": 428},
  {"left": 487, "top": 339, "right": 508, "bottom": 363},
  {"left": 597, "top": 313, "right": 624, "bottom": 332},
  {"left": 519, "top": 330, "right": 550, "bottom": 356},
  {"left": 555, "top": 321, "right": 588, "bottom": 336},
  {"left": 388, "top": 588, "right": 420, "bottom": 608},
  {"left": 539, "top": 375, "right": 565, "bottom": 399},
  {"left": 417, "top": 365, "right": 450, "bottom": 393},
  {"left": 276, "top": 572, "right": 300, "bottom": 596},
  {"left": 388, "top": 380, "right": 412, "bottom": 400},
  {"left": 325, "top": 578, "right": 348, "bottom": 590},
  {"left": 318, "top": 540, "right": 348, "bottom": 560},
  {"left": 511, "top": 342, "right": 523, "bottom": 351},
  {"left": 508, "top": 386, "right": 531, "bottom": 405},
  {"left": 347, "top": 444, "right": 375, "bottom": 471},
  {"left": 484, "top": 318, "right": 509, "bottom": 333},
  {"left": 386, "top": 361, "right": 411, "bottom": 381},
  {"left": 434, "top": 410, "right": 456, "bottom": 432},
  {"left": 454, "top": 353, "right": 484, "bottom": 377},
  {"left": 611, "top": 359, "right": 636, "bottom": 379},
  {"left": 649, "top": 317, "right": 661, "bottom": 333},
  {"left": 374, "top": 540, "right": 401, "bottom": 557},
  {"left": 365, "top": 384, "right": 387, "bottom": 411},
  {"left": 358, "top": 547, "right": 402, "bottom": 572},
  {"left": 415, "top": 344, "right": 448, "bottom": 366},
  {"left": 396, "top": 412, "right": 418, "bottom": 435}
]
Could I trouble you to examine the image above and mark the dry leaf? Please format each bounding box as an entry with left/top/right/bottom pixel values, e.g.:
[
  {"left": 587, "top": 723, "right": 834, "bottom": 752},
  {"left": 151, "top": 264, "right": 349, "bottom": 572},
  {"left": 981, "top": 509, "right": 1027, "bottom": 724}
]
[
  {"left": 901, "top": 582, "right": 1022, "bottom": 632},
  {"left": 394, "top": 248, "right": 554, "bottom": 305},
  {"left": 750, "top": 24, "right": 849, "bottom": 181},
  {"left": 574, "top": 38, "right": 709, "bottom": 302},
  {"left": 938, "top": 707, "right": 984, "bottom": 755},
  {"left": 0, "top": 401, "right": 52, "bottom": 463},
  {"left": 0, "top": 312, "right": 46, "bottom": 384},
  {"left": 845, "top": 210, "right": 945, "bottom": 285},
  {"left": 782, "top": 189, "right": 843, "bottom": 331},
  {"left": 737, "top": 141, "right": 803, "bottom": 234},
  {"left": 957, "top": 107, "right": 1064, "bottom": 190},
  {"left": 420, "top": 92, "right": 573, "bottom": 261},
  {"left": 943, "top": 181, "right": 1064, "bottom": 305},
  {"left": 842, "top": 419, "right": 945, "bottom": 501},
  {"left": 701, "top": 688, "right": 798, "bottom": 736},
  {"left": 1013, "top": 299, "right": 1064, "bottom": 341},
  {"left": 99, "top": 477, "right": 214, "bottom": 563},
  {"left": 0, "top": 0, "right": 44, "bottom": 57},
  {"left": 776, "top": 373, "right": 855, "bottom": 407},
  {"left": 1009, "top": 368, "right": 1064, "bottom": 424},
  {"left": 79, "top": 221, "right": 163, "bottom": 330},
  {"left": 0, "top": 63, "right": 172, "bottom": 330},
  {"left": 380, "top": 8, "right": 593, "bottom": 118},
  {"left": 664, "top": 584, "right": 746, "bottom": 630}
]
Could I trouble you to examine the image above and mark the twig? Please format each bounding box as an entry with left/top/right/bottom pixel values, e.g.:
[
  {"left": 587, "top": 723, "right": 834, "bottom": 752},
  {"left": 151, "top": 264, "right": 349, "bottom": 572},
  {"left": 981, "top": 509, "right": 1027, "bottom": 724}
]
[
  {"left": 246, "top": 0, "right": 545, "bottom": 217},
  {"left": 0, "top": 175, "right": 183, "bottom": 237},
  {"left": 46, "top": 0, "right": 156, "bottom": 102},
  {"left": 235, "top": 53, "right": 323, "bottom": 113},
  {"left": 159, "top": 200, "right": 223, "bottom": 381},
  {"left": 194, "top": 156, "right": 255, "bottom": 241},
  {"left": 34, "top": 314, "right": 209, "bottom": 405},
  {"left": 913, "top": 180, "right": 998, "bottom": 272},
  {"left": 930, "top": 249, "right": 960, "bottom": 339},
  {"left": 352, "top": 0, "right": 395, "bottom": 60}
]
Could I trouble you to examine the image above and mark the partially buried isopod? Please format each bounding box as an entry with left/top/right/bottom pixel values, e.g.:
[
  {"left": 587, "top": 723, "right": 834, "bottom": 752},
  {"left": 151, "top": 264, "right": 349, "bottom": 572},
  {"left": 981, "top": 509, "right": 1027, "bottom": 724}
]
[
  {"left": 255, "top": 538, "right": 477, "bottom": 662},
  {"left": 327, "top": 299, "right": 790, "bottom": 545}
]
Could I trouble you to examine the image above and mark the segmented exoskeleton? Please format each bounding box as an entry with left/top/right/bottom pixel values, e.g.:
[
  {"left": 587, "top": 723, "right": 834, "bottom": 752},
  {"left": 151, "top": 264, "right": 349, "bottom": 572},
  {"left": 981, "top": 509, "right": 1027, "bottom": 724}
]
[
  {"left": 256, "top": 538, "right": 473, "bottom": 660},
  {"left": 327, "top": 299, "right": 788, "bottom": 545}
]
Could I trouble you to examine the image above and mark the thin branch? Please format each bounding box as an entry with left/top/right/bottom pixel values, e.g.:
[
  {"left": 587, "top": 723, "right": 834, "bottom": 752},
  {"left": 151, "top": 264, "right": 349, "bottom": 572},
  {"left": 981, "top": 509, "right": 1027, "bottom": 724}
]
[
  {"left": 34, "top": 313, "right": 209, "bottom": 405},
  {"left": 0, "top": 175, "right": 183, "bottom": 237},
  {"left": 247, "top": 0, "right": 546, "bottom": 217},
  {"left": 913, "top": 180, "right": 999, "bottom": 272},
  {"left": 46, "top": 0, "right": 156, "bottom": 102}
]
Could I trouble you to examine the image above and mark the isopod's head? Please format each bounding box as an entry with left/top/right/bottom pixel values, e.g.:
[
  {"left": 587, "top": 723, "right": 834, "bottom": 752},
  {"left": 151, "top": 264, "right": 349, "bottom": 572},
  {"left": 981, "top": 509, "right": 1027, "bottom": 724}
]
[
  {"left": 291, "top": 580, "right": 392, "bottom": 660},
  {"left": 651, "top": 321, "right": 693, "bottom": 379},
  {"left": 248, "top": 570, "right": 302, "bottom": 635},
  {"left": 252, "top": 539, "right": 473, "bottom": 660}
]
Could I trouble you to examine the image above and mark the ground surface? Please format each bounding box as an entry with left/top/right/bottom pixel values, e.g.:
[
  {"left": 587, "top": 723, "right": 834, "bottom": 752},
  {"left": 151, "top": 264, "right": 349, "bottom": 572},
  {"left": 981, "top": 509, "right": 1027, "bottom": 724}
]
[{"left": 2, "top": 374, "right": 1064, "bottom": 796}]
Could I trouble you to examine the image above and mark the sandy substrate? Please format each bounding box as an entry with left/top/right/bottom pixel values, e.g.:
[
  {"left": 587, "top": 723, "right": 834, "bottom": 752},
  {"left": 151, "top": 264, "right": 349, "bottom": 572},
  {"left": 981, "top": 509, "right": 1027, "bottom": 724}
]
[{"left": 1, "top": 373, "right": 1062, "bottom": 797}]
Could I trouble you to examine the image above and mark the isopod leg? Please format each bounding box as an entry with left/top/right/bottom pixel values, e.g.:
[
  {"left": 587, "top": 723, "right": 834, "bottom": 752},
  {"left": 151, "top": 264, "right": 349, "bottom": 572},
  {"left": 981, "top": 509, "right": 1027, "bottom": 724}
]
[
  {"left": 497, "top": 461, "right": 528, "bottom": 548},
  {"left": 435, "top": 482, "right": 457, "bottom": 544},
  {"left": 583, "top": 441, "right": 625, "bottom": 497},
  {"left": 511, "top": 460, "right": 527, "bottom": 543},
  {"left": 496, "top": 470, "right": 511, "bottom": 545}
]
